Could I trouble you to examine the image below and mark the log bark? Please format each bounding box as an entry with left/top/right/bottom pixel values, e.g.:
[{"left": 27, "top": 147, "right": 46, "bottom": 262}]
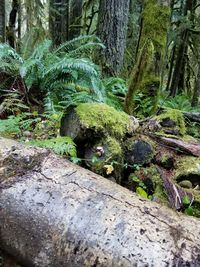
[
  {"left": 183, "top": 111, "right": 200, "bottom": 123},
  {"left": 0, "top": 137, "right": 200, "bottom": 267},
  {"left": 151, "top": 134, "right": 200, "bottom": 156}
]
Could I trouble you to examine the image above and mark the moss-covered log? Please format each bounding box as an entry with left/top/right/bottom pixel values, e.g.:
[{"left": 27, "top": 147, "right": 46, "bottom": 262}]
[{"left": 1, "top": 137, "right": 200, "bottom": 267}]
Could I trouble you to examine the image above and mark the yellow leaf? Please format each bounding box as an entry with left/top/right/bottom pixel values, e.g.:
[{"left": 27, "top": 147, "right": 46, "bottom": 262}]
[{"left": 104, "top": 165, "right": 114, "bottom": 175}]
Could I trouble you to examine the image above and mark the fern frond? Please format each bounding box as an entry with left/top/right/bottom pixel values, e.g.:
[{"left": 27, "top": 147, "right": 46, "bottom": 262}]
[
  {"left": 30, "top": 39, "right": 52, "bottom": 60},
  {"left": 54, "top": 35, "right": 102, "bottom": 54},
  {"left": 44, "top": 58, "right": 99, "bottom": 78},
  {"left": 28, "top": 137, "right": 77, "bottom": 157}
]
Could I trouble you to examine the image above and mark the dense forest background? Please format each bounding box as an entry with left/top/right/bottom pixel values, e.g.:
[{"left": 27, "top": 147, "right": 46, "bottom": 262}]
[
  {"left": 1, "top": 2, "right": 200, "bottom": 265},
  {"left": 0, "top": 0, "right": 200, "bottom": 118}
]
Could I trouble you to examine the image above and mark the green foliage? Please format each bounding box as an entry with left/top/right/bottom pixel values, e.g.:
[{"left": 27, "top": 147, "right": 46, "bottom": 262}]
[
  {"left": 28, "top": 137, "right": 76, "bottom": 158},
  {"left": 0, "top": 110, "right": 62, "bottom": 139},
  {"left": 0, "top": 90, "right": 29, "bottom": 115},
  {"left": 131, "top": 175, "right": 147, "bottom": 190},
  {"left": 136, "top": 187, "right": 148, "bottom": 199},
  {"left": 0, "top": 36, "right": 105, "bottom": 110},
  {"left": 160, "top": 94, "right": 200, "bottom": 112},
  {"left": 103, "top": 77, "right": 127, "bottom": 110},
  {"left": 182, "top": 195, "right": 191, "bottom": 206},
  {"left": 0, "top": 116, "right": 22, "bottom": 136}
]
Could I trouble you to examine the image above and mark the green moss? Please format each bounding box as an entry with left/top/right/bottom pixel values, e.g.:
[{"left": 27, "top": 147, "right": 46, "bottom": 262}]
[
  {"left": 106, "top": 136, "right": 122, "bottom": 156},
  {"left": 88, "top": 136, "right": 123, "bottom": 183},
  {"left": 76, "top": 103, "right": 130, "bottom": 138},
  {"left": 175, "top": 156, "right": 200, "bottom": 178},
  {"left": 156, "top": 109, "right": 186, "bottom": 135},
  {"left": 125, "top": 1, "right": 170, "bottom": 116},
  {"left": 149, "top": 166, "right": 169, "bottom": 205},
  {"left": 142, "top": 0, "right": 170, "bottom": 53}
]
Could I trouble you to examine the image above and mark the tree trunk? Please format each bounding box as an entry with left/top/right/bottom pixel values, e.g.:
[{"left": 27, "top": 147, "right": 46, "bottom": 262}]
[
  {"left": 124, "top": 0, "right": 170, "bottom": 115},
  {"left": 69, "top": 0, "right": 83, "bottom": 40},
  {"left": 7, "top": 0, "right": 20, "bottom": 48},
  {"left": 49, "top": 0, "right": 69, "bottom": 46},
  {"left": 97, "top": 0, "right": 130, "bottom": 75},
  {"left": 192, "top": 65, "right": 200, "bottom": 107},
  {"left": 0, "top": 0, "right": 5, "bottom": 42},
  {"left": 1, "top": 137, "right": 200, "bottom": 267}
]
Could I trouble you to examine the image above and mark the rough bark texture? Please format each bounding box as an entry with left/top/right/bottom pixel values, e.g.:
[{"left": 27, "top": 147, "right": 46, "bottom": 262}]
[
  {"left": 7, "top": 0, "right": 20, "bottom": 48},
  {"left": 151, "top": 134, "right": 200, "bottom": 156},
  {"left": 69, "top": 0, "right": 83, "bottom": 40},
  {"left": 124, "top": 0, "right": 170, "bottom": 115},
  {"left": 97, "top": 0, "right": 130, "bottom": 75},
  {"left": 0, "top": 137, "right": 200, "bottom": 267},
  {"left": 0, "top": 0, "right": 5, "bottom": 42},
  {"left": 49, "top": 0, "right": 69, "bottom": 46}
]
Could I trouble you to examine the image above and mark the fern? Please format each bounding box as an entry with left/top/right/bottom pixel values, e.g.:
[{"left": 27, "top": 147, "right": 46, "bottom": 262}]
[
  {"left": 0, "top": 36, "right": 105, "bottom": 111},
  {"left": 0, "top": 116, "right": 22, "bottom": 136},
  {"left": 103, "top": 77, "right": 127, "bottom": 110},
  {"left": 160, "top": 94, "right": 200, "bottom": 112},
  {"left": 28, "top": 137, "right": 77, "bottom": 157}
]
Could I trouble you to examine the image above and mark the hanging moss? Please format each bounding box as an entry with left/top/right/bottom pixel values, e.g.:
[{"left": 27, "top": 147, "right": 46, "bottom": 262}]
[{"left": 76, "top": 103, "right": 130, "bottom": 138}]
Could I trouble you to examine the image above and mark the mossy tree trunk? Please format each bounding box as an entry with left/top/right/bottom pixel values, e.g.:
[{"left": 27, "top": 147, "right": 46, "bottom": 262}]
[
  {"left": 124, "top": 0, "right": 170, "bottom": 115},
  {"left": 0, "top": 0, "right": 5, "bottom": 42},
  {"left": 97, "top": 0, "right": 130, "bottom": 76},
  {"left": 49, "top": 0, "right": 69, "bottom": 46}
]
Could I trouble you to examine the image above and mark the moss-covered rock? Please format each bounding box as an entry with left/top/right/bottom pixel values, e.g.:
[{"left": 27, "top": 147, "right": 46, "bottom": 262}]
[
  {"left": 76, "top": 103, "right": 130, "bottom": 139},
  {"left": 156, "top": 109, "right": 186, "bottom": 136},
  {"left": 60, "top": 103, "right": 135, "bottom": 142}
]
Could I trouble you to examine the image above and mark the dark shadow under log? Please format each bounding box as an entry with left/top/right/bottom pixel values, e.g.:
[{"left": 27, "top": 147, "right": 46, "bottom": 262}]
[{"left": 0, "top": 137, "right": 200, "bottom": 267}]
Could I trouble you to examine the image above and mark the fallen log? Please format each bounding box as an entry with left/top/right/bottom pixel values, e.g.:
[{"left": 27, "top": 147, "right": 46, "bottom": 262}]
[{"left": 0, "top": 137, "right": 200, "bottom": 267}]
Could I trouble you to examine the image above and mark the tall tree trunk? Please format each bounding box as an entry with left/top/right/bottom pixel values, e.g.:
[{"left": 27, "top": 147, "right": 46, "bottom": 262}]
[
  {"left": 169, "top": 30, "right": 189, "bottom": 97},
  {"left": 192, "top": 65, "right": 200, "bottom": 107},
  {"left": 169, "top": 0, "right": 195, "bottom": 97},
  {"left": 69, "top": 0, "right": 83, "bottom": 40},
  {"left": 17, "top": 0, "right": 21, "bottom": 52},
  {"left": 0, "top": 0, "right": 5, "bottom": 42},
  {"left": 49, "top": 0, "right": 69, "bottom": 46},
  {"left": 7, "top": 0, "right": 20, "bottom": 48},
  {"left": 124, "top": 0, "right": 170, "bottom": 115},
  {"left": 97, "top": 0, "right": 130, "bottom": 76}
]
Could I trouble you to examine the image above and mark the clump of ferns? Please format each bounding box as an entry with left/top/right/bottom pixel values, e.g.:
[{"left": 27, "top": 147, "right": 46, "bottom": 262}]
[
  {"left": 0, "top": 35, "right": 105, "bottom": 111},
  {"left": 0, "top": 90, "right": 29, "bottom": 118}
]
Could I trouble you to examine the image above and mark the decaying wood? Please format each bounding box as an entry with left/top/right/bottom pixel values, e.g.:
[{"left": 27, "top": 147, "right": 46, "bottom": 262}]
[
  {"left": 0, "top": 137, "right": 200, "bottom": 267},
  {"left": 151, "top": 134, "right": 200, "bottom": 156},
  {"left": 183, "top": 111, "right": 200, "bottom": 123},
  {"left": 158, "top": 167, "right": 193, "bottom": 210}
]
